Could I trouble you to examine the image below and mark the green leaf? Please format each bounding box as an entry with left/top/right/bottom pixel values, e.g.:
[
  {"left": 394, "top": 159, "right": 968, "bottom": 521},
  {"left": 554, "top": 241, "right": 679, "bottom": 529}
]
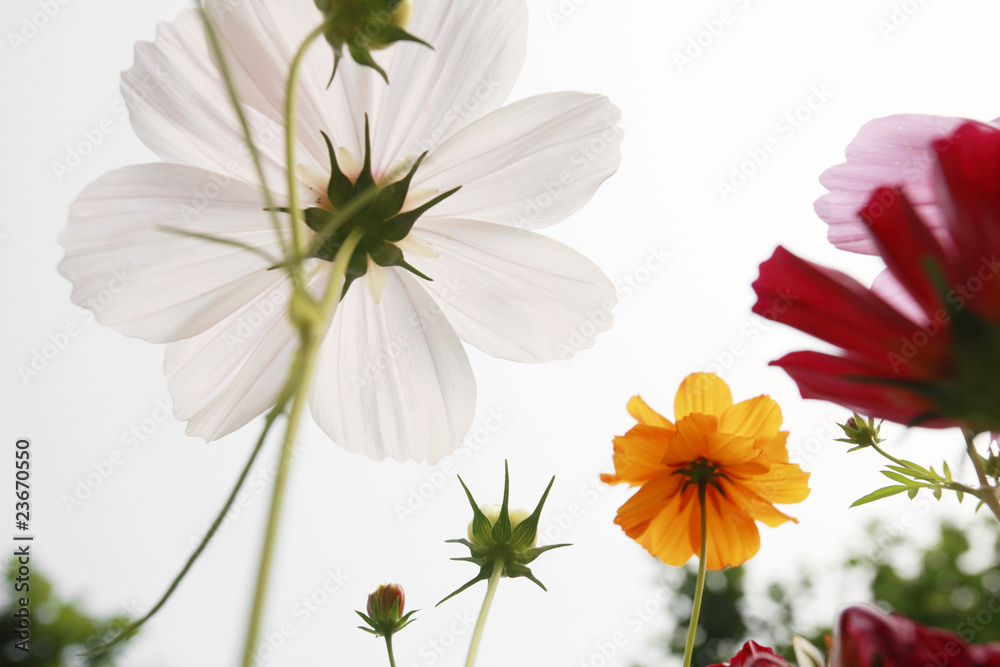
[
  {"left": 907, "top": 487, "right": 919, "bottom": 499},
  {"left": 943, "top": 460, "right": 953, "bottom": 482},
  {"left": 851, "top": 485, "right": 909, "bottom": 507},
  {"left": 881, "top": 470, "right": 916, "bottom": 486}
]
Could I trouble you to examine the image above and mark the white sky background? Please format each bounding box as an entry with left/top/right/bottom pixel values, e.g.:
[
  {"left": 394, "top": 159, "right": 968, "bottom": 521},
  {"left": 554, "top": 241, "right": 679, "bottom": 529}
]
[{"left": 3, "top": 0, "right": 1000, "bottom": 665}]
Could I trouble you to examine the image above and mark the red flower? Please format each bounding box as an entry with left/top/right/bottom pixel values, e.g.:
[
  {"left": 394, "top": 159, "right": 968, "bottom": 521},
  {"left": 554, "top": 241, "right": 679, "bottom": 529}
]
[
  {"left": 833, "top": 605, "right": 1000, "bottom": 667},
  {"left": 710, "top": 641, "right": 791, "bottom": 667},
  {"left": 753, "top": 121, "right": 1000, "bottom": 432}
]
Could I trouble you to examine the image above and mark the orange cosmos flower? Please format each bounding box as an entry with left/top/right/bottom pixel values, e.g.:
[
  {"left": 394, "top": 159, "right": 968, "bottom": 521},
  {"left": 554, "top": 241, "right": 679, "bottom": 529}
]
[{"left": 601, "top": 373, "right": 811, "bottom": 570}]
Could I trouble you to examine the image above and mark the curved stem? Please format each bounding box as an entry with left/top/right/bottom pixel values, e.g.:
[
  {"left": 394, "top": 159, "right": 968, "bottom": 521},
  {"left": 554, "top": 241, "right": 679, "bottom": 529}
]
[
  {"left": 682, "top": 485, "right": 708, "bottom": 667},
  {"left": 465, "top": 559, "right": 505, "bottom": 667},
  {"left": 284, "top": 22, "right": 330, "bottom": 269},
  {"left": 965, "top": 430, "right": 1000, "bottom": 523},
  {"left": 384, "top": 634, "right": 398, "bottom": 667},
  {"left": 83, "top": 390, "right": 292, "bottom": 658}
]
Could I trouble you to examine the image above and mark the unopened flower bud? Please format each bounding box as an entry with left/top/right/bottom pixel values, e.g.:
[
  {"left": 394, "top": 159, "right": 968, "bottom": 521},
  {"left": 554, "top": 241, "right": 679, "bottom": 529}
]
[
  {"left": 836, "top": 413, "right": 884, "bottom": 450},
  {"left": 468, "top": 504, "right": 532, "bottom": 545},
  {"left": 314, "top": 0, "right": 430, "bottom": 83},
  {"left": 357, "top": 583, "right": 417, "bottom": 637}
]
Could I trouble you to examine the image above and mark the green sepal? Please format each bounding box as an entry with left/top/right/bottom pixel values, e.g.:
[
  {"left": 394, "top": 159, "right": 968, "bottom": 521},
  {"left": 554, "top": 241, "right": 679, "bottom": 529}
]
[
  {"left": 321, "top": 131, "right": 354, "bottom": 210},
  {"left": 373, "top": 152, "right": 427, "bottom": 221},
  {"left": 380, "top": 186, "right": 461, "bottom": 242},
  {"left": 492, "top": 462, "right": 513, "bottom": 544},
  {"left": 510, "top": 475, "right": 555, "bottom": 551},
  {"left": 436, "top": 564, "right": 491, "bottom": 607},
  {"left": 458, "top": 476, "right": 494, "bottom": 546}
]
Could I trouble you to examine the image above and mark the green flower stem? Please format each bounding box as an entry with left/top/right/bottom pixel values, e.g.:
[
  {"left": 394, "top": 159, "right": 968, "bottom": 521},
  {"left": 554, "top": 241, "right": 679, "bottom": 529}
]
[
  {"left": 965, "top": 430, "right": 1000, "bottom": 523},
  {"left": 241, "top": 229, "right": 363, "bottom": 667},
  {"left": 682, "top": 485, "right": 708, "bottom": 667},
  {"left": 195, "top": 2, "right": 286, "bottom": 255},
  {"left": 82, "top": 387, "right": 293, "bottom": 658},
  {"left": 384, "top": 634, "right": 398, "bottom": 667},
  {"left": 465, "top": 558, "right": 505, "bottom": 667},
  {"left": 284, "top": 21, "right": 330, "bottom": 270}
]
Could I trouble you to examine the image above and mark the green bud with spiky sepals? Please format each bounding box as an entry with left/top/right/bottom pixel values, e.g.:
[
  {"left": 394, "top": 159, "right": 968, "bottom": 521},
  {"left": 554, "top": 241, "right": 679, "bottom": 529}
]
[
  {"left": 836, "top": 413, "right": 885, "bottom": 452},
  {"left": 437, "top": 462, "right": 569, "bottom": 606},
  {"left": 357, "top": 583, "right": 418, "bottom": 638},
  {"left": 314, "top": 0, "right": 431, "bottom": 84},
  {"left": 274, "top": 117, "right": 460, "bottom": 300}
]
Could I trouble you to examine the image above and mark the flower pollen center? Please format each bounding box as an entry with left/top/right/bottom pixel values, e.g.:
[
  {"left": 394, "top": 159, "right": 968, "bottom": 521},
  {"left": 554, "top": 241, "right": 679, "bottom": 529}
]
[{"left": 673, "top": 457, "right": 728, "bottom": 496}]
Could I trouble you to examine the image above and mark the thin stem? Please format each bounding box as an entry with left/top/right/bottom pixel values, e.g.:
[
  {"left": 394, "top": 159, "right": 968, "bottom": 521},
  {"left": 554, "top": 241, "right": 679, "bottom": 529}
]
[
  {"left": 869, "top": 441, "right": 909, "bottom": 471},
  {"left": 196, "top": 3, "right": 286, "bottom": 256},
  {"left": 83, "top": 390, "right": 292, "bottom": 657},
  {"left": 682, "top": 485, "right": 709, "bottom": 667},
  {"left": 241, "top": 231, "right": 363, "bottom": 666},
  {"left": 965, "top": 430, "right": 1000, "bottom": 523},
  {"left": 284, "top": 22, "right": 330, "bottom": 268},
  {"left": 384, "top": 634, "right": 398, "bottom": 667},
  {"left": 465, "top": 559, "right": 505, "bottom": 667}
]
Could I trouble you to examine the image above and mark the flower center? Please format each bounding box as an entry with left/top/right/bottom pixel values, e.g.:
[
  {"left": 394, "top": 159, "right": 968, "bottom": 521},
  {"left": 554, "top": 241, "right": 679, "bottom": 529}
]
[
  {"left": 293, "top": 119, "right": 459, "bottom": 298},
  {"left": 673, "top": 457, "right": 728, "bottom": 495}
]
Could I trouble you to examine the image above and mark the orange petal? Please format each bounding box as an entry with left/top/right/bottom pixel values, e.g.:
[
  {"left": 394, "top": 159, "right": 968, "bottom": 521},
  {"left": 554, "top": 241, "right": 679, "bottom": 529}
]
[
  {"left": 665, "top": 413, "right": 718, "bottom": 465},
  {"left": 674, "top": 373, "right": 733, "bottom": 420},
  {"left": 636, "top": 484, "right": 701, "bottom": 567},
  {"left": 602, "top": 425, "right": 674, "bottom": 486},
  {"left": 701, "top": 489, "right": 761, "bottom": 570},
  {"left": 627, "top": 395, "right": 675, "bottom": 429},
  {"left": 741, "top": 462, "right": 811, "bottom": 505},
  {"left": 720, "top": 478, "right": 798, "bottom": 528},
  {"left": 705, "top": 432, "right": 767, "bottom": 470},
  {"left": 757, "top": 431, "right": 791, "bottom": 464},
  {"left": 614, "top": 472, "right": 685, "bottom": 540},
  {"left": 719, "top": 395, "right": 783, "bottom": 442}
]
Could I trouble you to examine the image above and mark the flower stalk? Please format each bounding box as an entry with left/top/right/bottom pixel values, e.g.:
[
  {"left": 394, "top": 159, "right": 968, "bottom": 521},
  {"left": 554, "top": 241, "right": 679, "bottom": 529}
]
[
  {"left": 465, "top": 557, "right": 505, "bottom": 667},
  {"left": 681, "top": 484, "right": 708, "bottom": 667},
  {"left": 965, "top": 430, "right": 1000, "bottom": 523}
]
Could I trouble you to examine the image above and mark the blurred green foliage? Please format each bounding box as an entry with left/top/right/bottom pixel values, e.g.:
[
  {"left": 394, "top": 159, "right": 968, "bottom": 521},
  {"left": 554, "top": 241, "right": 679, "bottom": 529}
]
[
  {"left": 635, "top": 517, "right": 1000, "bottom": 666},
  {"left": 1, "top": 560, "right": 132, "bottom": 666}
]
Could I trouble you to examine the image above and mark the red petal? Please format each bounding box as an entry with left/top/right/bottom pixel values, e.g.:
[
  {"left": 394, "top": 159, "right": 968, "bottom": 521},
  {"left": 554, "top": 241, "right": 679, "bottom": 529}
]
[
  {"left": 771, "top": 351, "right": 953, "bottom": 428},
  {"left": 834, "top": 605, "right": 994, "bottom": 667},
  {"left": 709, "top": 640, "right": 791, "bottom": 667},
  {"left": 933, "top": 121, "right": 1000, "bottom": 319},
  {"left": 753, "top": 247, "right": 925, "bottom": 360},
  {"left": 860, "top": 186, "right": 953, "bottom": 319}
]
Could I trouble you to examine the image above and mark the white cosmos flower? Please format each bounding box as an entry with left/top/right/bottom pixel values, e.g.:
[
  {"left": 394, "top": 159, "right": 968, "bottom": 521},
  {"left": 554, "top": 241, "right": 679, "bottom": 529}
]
[{"left": 58, "top": 0, "right": 623, "bottom": 462}]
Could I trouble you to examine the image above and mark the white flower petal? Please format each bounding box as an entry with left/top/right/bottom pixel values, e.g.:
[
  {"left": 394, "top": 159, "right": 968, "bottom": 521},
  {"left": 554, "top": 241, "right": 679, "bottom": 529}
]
[
  {"left": 370, "top": 0, "right": 527, "bottom": 173},
  {"left": 165, "top": 277, "right": 297, "bottom": 441},
  {"left": 413, "top": 93, "right": 623, "bottom": 229},
  {"left": 407, "top": 219, "right": 617, "bottom": 362},
  {"left": 59, "top": 163, "right": 287, "bottom": 342},
  {"left": 122, "top": 9, "right": 290, "bottom": 186},
  {"left": 309, "top": 270, "right": 475, "bottom": 462},
  {"left": 204, "top": 0, "right": 378, "bottom": 169}
]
